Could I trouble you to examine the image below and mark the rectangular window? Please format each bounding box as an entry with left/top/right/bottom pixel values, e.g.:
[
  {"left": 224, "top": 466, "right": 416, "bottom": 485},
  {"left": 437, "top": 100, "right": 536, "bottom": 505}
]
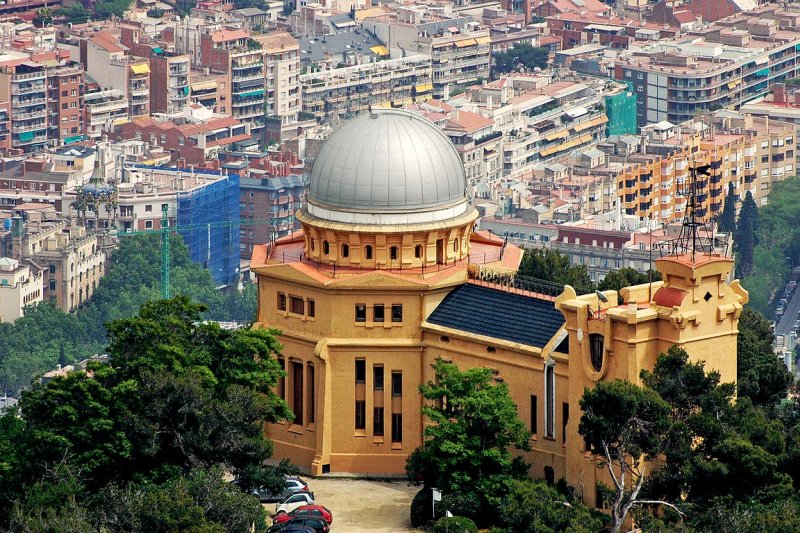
[
  {"left": 373, "top": 304, "right": 385, "bottom": 322},
  {"left": 545, "top": 365, "right": 555, "bottom": 438},
  {"left": 290, "top": 296, "right": 304, "bottom": 315},
  {"left": 391, "top": 413, "right": 403, "bottom": 443},
  {"left": 374, "top": 366, "right": 384, "bottom": 390},
  {"left": 307, "top": 299, "right": 315, "bottom": 318},
  {"left": 145, "top": 204, "right": 152, "bottom": 212},
  {"left": 391, "top": 371, "right": 402, "bottom": 397},
  {"left": 278, "top": 292, "right": 286, "bottom": 311},
  {"left": 373, "top": 407, "right": 384, "bottom": 436},
  {"left": 355, "top": 304, "right": 366, "bottom": 322},
  {"left": 278, "top": 358, "right": 285, "bottom": 399},
  {"left": 355, "top": 359, "right": 366, "bottom": 383},
  {"left": 355, "top": 400, "right": 366, "bottom": 430},
  {"left": 390, "top": 246, "right": 398, "bottom": 260},
  {"left": 391, "top": 304, "right": 403, "bottom": 323},
  {"left": 307, "top": 365, "right": 315, "bottom": 424},
  {"left": 292, "top": 361, "right": 303, "bottom": 426},
  {"left": 530, "top": 395, "right": 538, "bottom": 435},
  {"left": 365, "top": 245, "right": 373, "bottom": 259},
  {"left": 562, "top": 402, "right": 569, "bottom": 444},
  {"left": 49, "top": 264, "right": 56, "bottom": 274}
]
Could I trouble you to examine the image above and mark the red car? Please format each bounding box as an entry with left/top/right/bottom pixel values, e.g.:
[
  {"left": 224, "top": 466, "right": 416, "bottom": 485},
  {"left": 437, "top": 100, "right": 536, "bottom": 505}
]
[{"left": 273, "top": 505, "right": 333, "bottom": 525}]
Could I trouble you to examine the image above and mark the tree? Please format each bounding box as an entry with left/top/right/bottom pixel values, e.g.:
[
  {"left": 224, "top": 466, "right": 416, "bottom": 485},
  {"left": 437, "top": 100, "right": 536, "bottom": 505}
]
[
  {"left": 406, "top": 358, "right": 531, "bottom": 524},
  {"left": 719, "top": 182, "right": 737, "bottom": 234},
  {"left": 517, "top": 248, "right": 594, "bottom": 294},
  {"left": 735, "top": 191, "right": 758, "bottom": 278},
  {"left": 0, "top": 297, "right": 291, "bottom": 530},
  {"left": 499, "top": 479, "right": 606, "bottom": 533},
  {"left": 597, "top": 268, "right": 661, "bottom": 292},
  {"left": 737, "top": 307, "right": 793, "bottom": 407},
  {"left": 579, "top": 380, "right": 678, "bottom": 533},
  {"left": 492, "top": 44, "right": 549, "bottom": 77}
]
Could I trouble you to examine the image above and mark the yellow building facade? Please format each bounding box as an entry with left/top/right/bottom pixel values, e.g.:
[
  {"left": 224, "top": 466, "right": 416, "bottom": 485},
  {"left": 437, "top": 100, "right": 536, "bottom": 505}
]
[{"left": 252, "top": 109, "right": 747, "bottom": 506}]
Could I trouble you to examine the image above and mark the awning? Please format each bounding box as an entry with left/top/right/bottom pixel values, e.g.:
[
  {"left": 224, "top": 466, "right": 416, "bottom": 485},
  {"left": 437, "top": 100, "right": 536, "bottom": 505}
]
[
  {"left": 18, "top": 131, "right": 34, "bottom": 141},
  {"left": 415, "top": 82, "right": 433, "bottom": 93},
  {"left": 192, "top": 81, "right": 216, "bottom": 91},
  {"left": 130, "top": 63, "right": 150, "bottom": 75},
  {"left": 540, "top": 146, "right": 557, "bottom": 156},
  {"left": 755, "top": 68, "right": 770, "bottom": 77},
  {"left": 754, "top": 56, "right": 769, "bottom": 65},
  {"left": 545, "top": 130, "right": 568, "bottom": 141},
  {"left": 370, "top": 45, "right": 389, "bottom": 56},
  {"left": 475, "top": 36, "right": 491, "bottom": 45},
  {"left": 578, "top": 134, "right": 593, "bottom": 143},
  {"left": 238, "top": 89, "right": 264, "bottom": 98},
  {"left": 63, "top": 135, "right": 85, "bottom": 144},
  {"left": 454, "top": 38, "right": 477, "bottom": 48},
  {"left": 727, "top": 81, "right": 737, "bottom": 89},
  {"left": 565, "top": 106, "right": 588, "bottom": 118},
  {"left": 153, "top": 47, "right": 163, "bottom": 54},
  {"left": 113, "top": 117, "right": 130, "bottom": 125}
]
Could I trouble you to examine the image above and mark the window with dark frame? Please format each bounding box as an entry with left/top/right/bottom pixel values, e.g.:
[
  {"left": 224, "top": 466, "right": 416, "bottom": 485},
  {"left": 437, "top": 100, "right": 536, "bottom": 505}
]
[
  {"left": 307, "top": 299, "right": 315, "bottom": 318},
  {"left": 414, "top": 244, "right": 422, "bottom": 258},
  {"left": 365, "top": 245, "right": 373, "bottom": 259},
  {"left": 292, "top": 361, "right": 303, "bottom": 426},
  {"left": 308, "top": 365, "right": 315, "bottom": 424},
  {"left": 391, "top": 304, "right": 403, "bottom": 323},
  {"left": 355, "top": 304, "right": 366, "bottom": 322},
  {"left": 341, "top": 243, "right": 349, "bottom": 257},
  {"left": 391, "top": 413, "right": 403, "bottom": 442},
  {"left": 374, "top": 366, "right": 384, "bottom": 390},
  {"left": 277, "top": 358, "right": 285, "bottom": 399},
  {"left": 373, "top": 304, "right": 385, "bottom": 322},
  {"left": 562, "top": 402, "right": 569, "bottom": 444},
  {"left": 390, "top": 246, "right": 398, "bottom": 260},
  {"left": 355, "top": 400, "right": 366, "bottom": 430},
  {"left": 373, "top": 407, "right": 384, "bottom": 436},
  {"left": 323, "top": 240, "right": 329, "bottom": 254},
  {"left": 278, "top": 292, "right": 286, "bottom": 311},
  {"left": 290, "top": 296, "right": 304, "bottom": 315},
  {"left": 530, "top": 395, "right": 538, "bottom": 435},
  {"left": 391, "top": 371, "right": 402, "bottom": 397},
  {"left": 355, "top": 359, "right": 366, "bottom": 383},
  {"left": 545, "top": 364, "right": 555, "bottom": 438}
]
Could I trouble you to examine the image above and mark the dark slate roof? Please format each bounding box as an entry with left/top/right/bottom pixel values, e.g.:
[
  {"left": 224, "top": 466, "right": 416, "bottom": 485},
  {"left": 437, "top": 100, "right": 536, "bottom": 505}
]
[{"left": 426, "top": 283, "right": 565, "bottom": 349}]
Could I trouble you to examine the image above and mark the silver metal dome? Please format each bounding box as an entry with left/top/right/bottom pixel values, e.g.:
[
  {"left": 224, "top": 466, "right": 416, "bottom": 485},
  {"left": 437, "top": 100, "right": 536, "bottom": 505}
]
[{"left": 308, "top": 109, "right": 467, "bottom": 213}]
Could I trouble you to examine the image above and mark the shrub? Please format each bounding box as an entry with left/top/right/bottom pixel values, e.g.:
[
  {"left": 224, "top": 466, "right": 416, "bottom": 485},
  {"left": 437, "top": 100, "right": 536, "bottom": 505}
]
[
  {"left": 440, "top": 491, "right": 481, "bottom": 521},
  {"left": 410, "top": 488, "right": 433, "bottom": 528},
  {"left": 433, "top": 516, "right": 478, "bottom": 533}
]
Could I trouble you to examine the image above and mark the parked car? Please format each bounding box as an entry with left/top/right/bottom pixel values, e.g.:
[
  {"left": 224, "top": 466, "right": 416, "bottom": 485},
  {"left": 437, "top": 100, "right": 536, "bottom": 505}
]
[
  {"left": 273, "top": 505, "right": 333, "bottom": 525},
  {"left": 275, "top": 492, "right": 316, "bottom": 515},
  {"left": 268, "top": 516, "right": 329, "bottom": 533},
  {"left": 267, "top": 526, "right": 315, "bottom": 533},
  {"left": 233, "top": 475, "right": 309, "bottom": 503}
]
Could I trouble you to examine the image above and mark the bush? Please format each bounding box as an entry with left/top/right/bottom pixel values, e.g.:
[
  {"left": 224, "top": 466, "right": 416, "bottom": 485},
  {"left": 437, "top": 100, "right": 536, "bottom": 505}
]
[
  {"left": 410, "top": 488, "right": 433, "bottom": 528},
  {"left": 433, "top": 516, "right": 478, "bottom": 533},
  {"left": 440, "top": 491, "right": 481, "bottom": 522}
]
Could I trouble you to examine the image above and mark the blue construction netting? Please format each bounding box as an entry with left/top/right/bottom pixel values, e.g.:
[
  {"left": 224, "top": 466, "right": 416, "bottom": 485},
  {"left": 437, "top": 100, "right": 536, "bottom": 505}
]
[{"left": 176, "top": 173, "right": 241, "bottom": 286}]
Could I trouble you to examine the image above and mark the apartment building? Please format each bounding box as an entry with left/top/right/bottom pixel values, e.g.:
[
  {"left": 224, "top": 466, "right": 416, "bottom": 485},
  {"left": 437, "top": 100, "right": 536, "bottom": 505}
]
[
  {"left": 46, "top": 64, "right": 85, "bottom": 145},
  {"left": 611, "top": 113, "right": 793, "bottom": 224},
  {"left": 741, "top": 83, "right": 800, "bottom": 166},
  {"left": 149, "top": 53, "right": 192, "bottom": 114},
  {"left": 84, "top": 90, "right": 129, "bottom": 140},
  {"left": 0, "top": 256, "right": 42, "bottom": 323},
  {"left": 239, "top": 173, "right": 307, "bottom": 258},
  {"left": 615, "top": 5, "right": 800, "bottom": 126},
  {"left": 189, "top": 70, "right": 224, "bottom": 110},
  {"left": 83, "top": 33, "right": 151, "bottom": 119},
  {"left": 0, "top": 63, "right": 48, "bottom": 153},
  {"left": 363, "top": 11, "right": 490, "bottom": 97},
  {"left": 300, "top": 55, "right": 433, "bottom": 121},
  {"left": 4, "top": 203, "right": 105, "bottom": 312},
  {"left": 257, "top": 32, "right": 301, "bottom": 142}
]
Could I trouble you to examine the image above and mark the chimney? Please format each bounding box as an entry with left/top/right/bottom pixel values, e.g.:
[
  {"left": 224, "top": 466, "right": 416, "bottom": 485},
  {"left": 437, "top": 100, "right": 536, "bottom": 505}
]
[{"left": 774, "top": 83, "right": 786, "bottom": 104}]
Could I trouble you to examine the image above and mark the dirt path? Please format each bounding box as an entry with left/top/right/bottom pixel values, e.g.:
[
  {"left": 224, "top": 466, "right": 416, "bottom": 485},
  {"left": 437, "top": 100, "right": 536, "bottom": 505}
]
[{"left": 268, "top": 478, "right": 422, "bottom": 532}]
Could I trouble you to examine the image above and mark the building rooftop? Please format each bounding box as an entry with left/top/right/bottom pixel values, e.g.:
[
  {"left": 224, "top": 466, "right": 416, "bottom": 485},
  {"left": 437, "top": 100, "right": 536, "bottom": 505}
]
[
  {"left": 298, "top": 30, "right": 385, "bottom": 63},
  {"left": 426, "top": 282, "right": 565, "bottom": 348}
]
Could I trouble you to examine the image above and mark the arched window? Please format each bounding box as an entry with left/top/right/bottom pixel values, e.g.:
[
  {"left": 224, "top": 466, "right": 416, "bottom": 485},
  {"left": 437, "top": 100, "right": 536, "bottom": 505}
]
[
  {"left": 589, "top": 334, "right": 604, "bottom": 372},
  {"left": 342, "top": 243, "right": 350, "bottom": 257}
]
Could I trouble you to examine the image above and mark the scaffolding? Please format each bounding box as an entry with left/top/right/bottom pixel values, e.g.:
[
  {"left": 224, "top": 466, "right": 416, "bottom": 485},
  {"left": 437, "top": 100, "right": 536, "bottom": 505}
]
[
  {"left": 604, "top": 89, "right": 637, "bottom": 136},
  {"left": 176, "top": 172, "right": 241, "bottom": 287}
]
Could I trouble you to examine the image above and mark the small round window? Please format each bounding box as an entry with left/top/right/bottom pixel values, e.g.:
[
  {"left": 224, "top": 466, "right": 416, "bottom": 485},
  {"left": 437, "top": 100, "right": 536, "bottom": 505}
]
[{"left": 589, "top": 333, "right": 604, "bottom": 372}]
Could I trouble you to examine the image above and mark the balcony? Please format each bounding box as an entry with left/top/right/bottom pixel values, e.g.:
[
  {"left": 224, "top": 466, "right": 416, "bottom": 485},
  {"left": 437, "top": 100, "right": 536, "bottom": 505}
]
[
  {"left": 14, "top": 109, "right": 47, "bottom": 120},
  {"left": 12, "top": 134, "right": 47, "bottom": 147},
  {"left": 12, "top": 83, "right": 46, "bottom": 96},
  {"left": 12, "top": 121, "right": 47, "bottom": 133},
  {"left": 12, "top": 71, "right": 45, "bottom": 81},
  {"left": 14, "top": 97, "right": 46, "bottom": 107}
]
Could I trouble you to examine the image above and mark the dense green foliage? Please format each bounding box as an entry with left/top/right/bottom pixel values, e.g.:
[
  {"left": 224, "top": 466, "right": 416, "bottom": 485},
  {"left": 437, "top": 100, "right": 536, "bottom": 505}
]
[
  {"left": 737, "top": 307, "right": 793, "bottom": 406},
  {"left": 718, "top": 182, "right": 737, "bottom": 234},
  {"left": 492, "top": 44, "right": 549, "bottom": 77},
  {"left": 498, "top": 479, "right": 606, "bottom": 533},
  {"left": 0, "top": 298, "right": 291, "bottom": 530},
  {"left": 406, "top": 358, "right": 531, "bottom": 526},
  {"left": 578, "top": 342, "right": 800, "bottom": 532},
  {"left": 735, "top": 191, "right": 758, "bottom": 279},
  {"left": 0, "top": 235, "right": 256, "bottom": 395},
  {"left": 433, "top": 516, "right": 478, "bottom": 533},
  {"left": 596, "top": 267, "right": 661, "bottom": 292},
  {"left": 741, "top": 177, "right": 800, "bottom": 312},
  {"left": 517, "top": 248, "right": 594, "bottom": 294}
]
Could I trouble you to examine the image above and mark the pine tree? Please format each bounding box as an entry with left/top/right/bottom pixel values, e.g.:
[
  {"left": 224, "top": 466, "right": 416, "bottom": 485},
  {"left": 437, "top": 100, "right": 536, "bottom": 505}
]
[
  {"left": 735, "top": 191, "right": 758, "bottom": 278},
  {"left": 719, "top": 182, "right": 737, "bottom": 234}
]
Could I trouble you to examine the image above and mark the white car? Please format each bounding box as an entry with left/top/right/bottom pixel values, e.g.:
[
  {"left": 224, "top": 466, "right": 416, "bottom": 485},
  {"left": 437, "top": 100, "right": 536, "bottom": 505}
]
[{"left": 275, "top": 491, "right": 316, "bottom": 515}]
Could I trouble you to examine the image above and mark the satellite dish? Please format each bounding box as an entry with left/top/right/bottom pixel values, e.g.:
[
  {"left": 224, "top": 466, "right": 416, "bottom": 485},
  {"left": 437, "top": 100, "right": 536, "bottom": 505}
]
[{"left": 595, "top": 290, "right": 609, "bottom": 303}]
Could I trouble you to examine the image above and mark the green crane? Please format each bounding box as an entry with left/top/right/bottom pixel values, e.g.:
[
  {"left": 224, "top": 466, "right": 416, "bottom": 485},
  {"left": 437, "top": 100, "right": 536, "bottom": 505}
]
[{"left": 115, "top": 206, "right": 274, "bottom": 300}]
